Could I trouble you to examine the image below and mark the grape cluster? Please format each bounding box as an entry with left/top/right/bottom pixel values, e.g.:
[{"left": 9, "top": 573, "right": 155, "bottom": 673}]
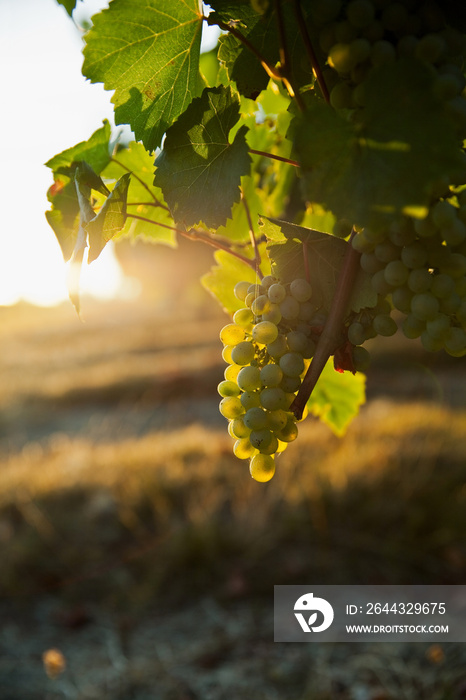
[
  {"left": 218, "top": 275, "right": 318, "bottom": 481},
  {"left": 311, "top": 0, "right": 466, "bottom": 358}
]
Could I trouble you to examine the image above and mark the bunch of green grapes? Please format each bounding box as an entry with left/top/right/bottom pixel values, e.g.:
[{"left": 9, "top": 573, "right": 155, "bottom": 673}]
[
  {"left": 310, "top": 0, "right": 466, "bottom": 359},
  {"left": 218, "top": 275, "right": 318, "bottom": 482}
]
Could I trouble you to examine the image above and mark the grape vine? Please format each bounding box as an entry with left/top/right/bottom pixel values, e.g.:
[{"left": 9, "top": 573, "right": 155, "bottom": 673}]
[{"left": 47, "top": 0, "right": 466, "bottom": 481}]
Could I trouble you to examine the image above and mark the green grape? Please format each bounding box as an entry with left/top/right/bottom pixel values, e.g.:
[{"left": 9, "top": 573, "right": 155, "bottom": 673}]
[
  {"left": 303, "top": 339, "right": 317, "bottom": 359},
  {"left": 234, "top": 438, "right": 257, "bottom": 460},
  {"left": 330, "top": 82, "right": 354, "bottom": 110},
  {"left": 247, "top": 283, "right": 265, "bottom": 297},
  {"left": 389, "top": 221, "right": 416, "bottom": 247},
  {"left": 432, "top": 200, "right": 457, "bottom": 228},
  {"left": 230, "top": 417, "right": 251, "bottom": 438},
  {"left": 408, "top": 268, "right": 432, "bottom": 293},
  {"left": 220, "top": 323, "right": 245, "bottom": 346},
  {"left": 442, "top": 220, "right": 466, "bottom": 247},
  {"left": 251, "top": 294, "right": 271, "bottom": 316},
  {"left": 352, "top": 345, "right": 371, "bottom": 371},
  {"left": 397, "top": 35, "right": 419, "bottom": 58},
  {"left": 361, "top": 252, "right": 384, "bottom": 274},
  {"left": 218, "top": 380, "right": 240, "bottom": 398},
  {"left": 260, "top": 363, "right": 283, "bottom": 387},
  {"left": 260, "top": 387, "right": 289, "bottom": 411},
  {"left": 352, "top": 231, "right": 375, "bottom": 253},
  {"left": 401, "top": 242, "right": 428, "bottom": 269},
  {"left": 433, "top": 73, "right": 463, "bottom": 100},
  {"left": 222, "top": 345, "right": 234, "bottom": 364},
  {"left": 455, "top": 276, "right": 466, "bottom": 296},
  {"left": 237, "top": 365, "right": 261, "bottom": 391},
  {"left": 268, "top": 409, "right": 289, "bottom": 431},
  {"left": 298, "top": 301, "right": 315, "bottom": 321},
  {"left": 279, "top": 352, "right": 305, "bottom": 377},
  {"left": 414, "top": 216, "right": 437, "bottom": 238},
  {"left": 249, "top": 429, "right": 273, "bottom": 451},
  {"left": 328, "top": 43, "right": 355, "bottom": 73},
  {"left": 351, "top": 37, "right": 372, "bottom": 65},
  {"left": 402, "top": 314, "right": 425, "bottom": 339},
  {"left": 243, "top": 407, "right": 269, "bottom": 430},
  {"left": 252, "top": 320, "right": 279, "bottom": 344},
  {"left": 245, "top": 291, "right": 256, "bottom": 309},
  {"left": 233, "top": 307, "right": 254, "bottom": 328},
  {"left": 286, "top": 331, "right": 308, "bottom": 354},
  {"left": 290, "top": 278, "right": 313, "bottom": 302},
  {"left": 391, "top": 286, "right": 413, "bottom": 313},
  {"left": 426, "top": 313, "right": 451, "bottom": 340},
  {"left": 276, "top": 417, "right": 298, "bottom": 443},
  {"left": 335, "top": 20, "right": 358, "bottom": 44},
  {"left": 280, "top": 295, "right": 300, "bottom": 320},
  {"left": 445, "top": 327, "right": 466, "bottom": 356},
  {"left": 267, "top": 334, "right": 288, "bottom": 359},
  {"left": 231, "top": 341, "right": 255, "bottom": 366},
  {"left": 259, "top": 433, "right": 279, "bottom": 455},
  {"left": 261, "top": 275, "right": 276, "bottom": 289},
  {"left": 420, "top": 331, "right": 444, "bottom": 353},
  {"left": 456, "top": 299, "right": 466, "bottom": 326},
  {"left": 384, "top": 260, "right": 409, "bottom": 287},
  {"left": 440, "top": 293, "right": 461, "bottom": 314},
  {"left": 362, "top": 19, "right": 384, "bottom": 42},
  {"left": 268, "top": 283, "right": 287, "bottom": 304},
  {"left": 234, "top": 281, "right": 250, "bottom": 301},
  {"left": 249, "top": 454, "right": 275, "bottom": 482},
  {"left": 224, "top": 363, "right": 241, "bottom": 382},
  {"left": 372, "top": 313, "right": 397, "bottom": 336},
  {"left": 431, "top": 273, "right": 455, "bottom": 299},
  {"left": 411, "top": 292, "right": 440, "bottom": 321},
  {"left": 320, "top": 23, "right": 338, "bottom": 53},
  {"left": 440, "top": 253, "right": 466, "bottom": 279},
  {"left": 261, "top": 304, "right": 282, "bottom": 325},
  {"left": 371, "top": 40, "right": 397, "bottom": 66},
  {"left": 219, "top": 397, "right": 245, "bottom": 420},
  {"left": 348, "top": 321, "right": 366, "bottom": 345},
  {"left": 371, "top": 269, "right": 394, "bottom": 295},
  {"left": 352, "top": 81, "right": 367, "bottom": 107},
  {"left": 280, "top": 374, "right": 302, "bottom": 392},
  {"left": 240, "top": 391, "right": 262, "bottom": 410},
  {"left": 346, "top": 0, "right": 375, "bottom": 29},
  {"left": 415, "top": 33, "right": 446, "bottom": 64},
  {"left": 375, "top": 241, "right": 400, "bottom": 263}
]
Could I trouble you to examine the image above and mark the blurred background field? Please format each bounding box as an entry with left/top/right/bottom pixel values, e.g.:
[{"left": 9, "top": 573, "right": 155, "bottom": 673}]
[{"left": 1, "top": 240, "right": 466, "bottom": 699}]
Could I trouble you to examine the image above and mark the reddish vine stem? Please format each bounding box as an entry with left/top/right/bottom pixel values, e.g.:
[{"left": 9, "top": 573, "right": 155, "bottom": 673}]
[
  {"left": 290, "top": 230, "right": 362, "bottom": 419},
  {"left": 126, "top": 214, "right": 258, "bottom": 272},
  {"left": 249, "top": 149, "right": 299, "bottom": 167},
  {"left": 302, "top": 241, "right": 310, "bottom": 284},
  {"left": 292, "top": 0, "right": 330, "bottom": 104},
  {"left": 274, "top": 0, "right": 306, "bottom": 112}
]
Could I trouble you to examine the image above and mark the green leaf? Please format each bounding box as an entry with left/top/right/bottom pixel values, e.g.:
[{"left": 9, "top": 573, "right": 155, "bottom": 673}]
[
  {"left": 86, "top": 173, "right": 131, "bottom": 263},
  {"left": 264, "top": 218, "right": 377, "bottom": 313},
  {"left": 154, "top": 86, "right": 251, "bottom": 229},
  {"left": 308, "top": 360, "right": 366, "bottom": 437},
  {"left": 82, "top": 0, "right": 203, "bottom": 151},
  {"left": 102, "top": 142, "right": 176, "bottom": 246},
  {"left": 56, "top": 0, "right": 79, "bottom": 17},
  {"left": 45, "top": 122, "right": 112, "bottom": 261},
  {"left": 201, "top": 244, "right": 270, "bottom": 316},
  {"left": 294, "top": 60, "right": 465, "bottom": 230},
  {"left": 45, "top": 120, "right": 111, "bottom": 175}
]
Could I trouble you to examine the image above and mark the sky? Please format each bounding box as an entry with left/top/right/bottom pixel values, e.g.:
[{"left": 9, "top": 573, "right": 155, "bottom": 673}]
[{"left": 0, "top": 0, "right": 218, "bottom": 306}]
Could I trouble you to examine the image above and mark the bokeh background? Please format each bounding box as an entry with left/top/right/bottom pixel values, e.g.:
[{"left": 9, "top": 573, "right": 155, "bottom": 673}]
[{"left": 1, "top": 1, "right": 466, "bottom": 698}]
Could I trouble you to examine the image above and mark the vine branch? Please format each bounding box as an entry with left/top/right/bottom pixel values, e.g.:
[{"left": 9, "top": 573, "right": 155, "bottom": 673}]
[
  {"left": 126, "top": 214, "right": 259, "bottom": 272},
  {"left": 274, "top": 0, "right": 306, "bottom": 112},
  {"left": 290, "top": 230, "right": 362, "bottom": 419},
  {"left": 241, "top": 190, "right": 262, "bottom": 273},
  {"left": 292, "top": 0, "right": 330, "bottom": 104},
  {"left": 111, "top": 157, "right": 168, "bottom": 208},
  {"left": 249, "top": 149, "right": 299, "bottom": 167}
]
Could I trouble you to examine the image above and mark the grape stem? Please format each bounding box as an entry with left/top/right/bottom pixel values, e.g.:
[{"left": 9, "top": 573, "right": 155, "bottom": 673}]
[
  {"left": 290, "top": 230, "right": 361, "bottom": 419},
  {"left": 292, "top": 0, "right": 330, "bottom": 104},
  {"left": 126, "top": 214, "right": 258, "bottom": 271},
  {"left": 249, "top": 149, "right": 299, "bottom": 167},
  {"left": 110, "top": 157, "right": 168, "bottom": 208},
  {"left": 241, "top": 189, "right": 262, "bottom": 274},
  {"left": 274, "top": 0, "right": 306, "bottom": 112}
]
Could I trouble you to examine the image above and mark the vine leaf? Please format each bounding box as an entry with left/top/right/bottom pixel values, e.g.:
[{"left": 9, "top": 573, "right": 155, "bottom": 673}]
[
  {"left": 56, "top": 0, "right": 80, "bottom": 17},
  {"left": 102, "top": 142, "right": 176, "bottom": 246},
  {"left": 45, "top": 121, "right": 112, "bottom": 261},
  {"left": 263, "top": 218, "right": 377, "bottom": 313},
  {"left": 309, "top": 360, "right": 366, "bottom": 436},
  {"left": 201, "top": 245, "right": 269, "bottom": 317},
  {"left": 294, "top": 59, "right": 465, "bottom": 230},
  {"left": 86, "top": 173, "right": 131, "bottom": 263},
  {"left": 154, "top": 86, "right": 251, "bottom": 229},
  {"left": 82, "top": 0, "right": 203, "bottom": 152}
]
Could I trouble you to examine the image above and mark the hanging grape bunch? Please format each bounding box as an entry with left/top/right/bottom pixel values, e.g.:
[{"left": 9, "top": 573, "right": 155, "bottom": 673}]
[{"left": 218, "top": 275, "right": 318, "bottom": 482}]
